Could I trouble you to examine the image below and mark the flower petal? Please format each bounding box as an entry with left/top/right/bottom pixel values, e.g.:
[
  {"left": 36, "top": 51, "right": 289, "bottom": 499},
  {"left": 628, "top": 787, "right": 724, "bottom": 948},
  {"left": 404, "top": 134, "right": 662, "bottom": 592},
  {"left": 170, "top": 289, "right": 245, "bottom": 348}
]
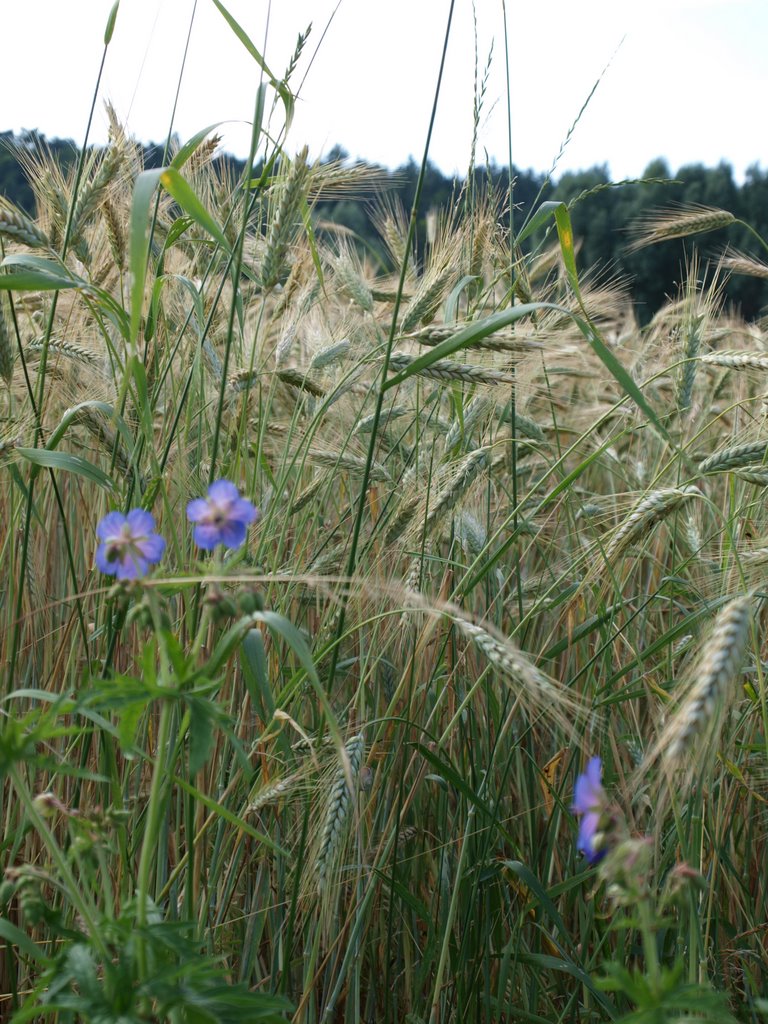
[
  {"left": 186, "top": 498, "right": 210, "bottom": 523},
  {"left": 217, "top": 518, "right": 248, "bottom": 549},
  {"left": 115, "top": 553, "right": 146, "bottom": 580},
  {"left": 135, "top": 533, "right": 166, "bottom": 564},
  {"left": 95, "top": 543, "right": 119, "bottom": 575},
  {"left": 96, "top": 511, "right": 127, "bottom": 540},
  {"left": 193, "top": 523, "right": 224, "bottom": 550},
  {"left": 207, "top": 479, "right": 240, "bottom": 503},
  {"left": 126, "top": 508, "right": 157, "bottom": 535},
  {"left": 230, "top": 497, "right": 258, "bottom": 525}
]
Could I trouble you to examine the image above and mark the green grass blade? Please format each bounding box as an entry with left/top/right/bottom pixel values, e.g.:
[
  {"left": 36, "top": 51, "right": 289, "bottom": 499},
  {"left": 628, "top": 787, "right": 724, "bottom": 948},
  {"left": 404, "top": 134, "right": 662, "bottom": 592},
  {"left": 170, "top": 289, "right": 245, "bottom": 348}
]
[{"left": 159, "top": 167, "right": 231, "bottom": 253}]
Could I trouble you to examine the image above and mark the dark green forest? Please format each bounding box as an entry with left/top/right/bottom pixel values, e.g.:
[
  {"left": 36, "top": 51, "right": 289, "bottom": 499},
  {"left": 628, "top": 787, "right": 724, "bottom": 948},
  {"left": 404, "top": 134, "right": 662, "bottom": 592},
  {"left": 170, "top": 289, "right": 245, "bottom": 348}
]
[{"left": 3, "top": 128, "right": 768, "bottom": 323}]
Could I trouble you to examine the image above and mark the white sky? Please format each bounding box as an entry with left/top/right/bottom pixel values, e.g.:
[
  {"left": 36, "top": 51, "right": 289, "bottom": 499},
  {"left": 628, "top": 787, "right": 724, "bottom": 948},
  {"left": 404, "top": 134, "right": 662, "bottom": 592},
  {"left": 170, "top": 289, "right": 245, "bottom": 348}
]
[{"left": 3, "top": 0, "right": 767, "bottom": 182}]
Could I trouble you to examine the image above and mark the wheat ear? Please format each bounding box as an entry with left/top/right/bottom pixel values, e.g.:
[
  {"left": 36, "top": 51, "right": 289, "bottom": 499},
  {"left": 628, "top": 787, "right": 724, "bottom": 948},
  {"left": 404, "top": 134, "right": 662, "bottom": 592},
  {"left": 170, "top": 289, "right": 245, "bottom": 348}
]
[
  {"left": 0, "top": 198, "right": 50, "bottom": 248},
  {"left": 660, "top": 596, "right": 752, "bottom": 770},
  {"left": 603, "top": 486, "right": 702, "bottom": 562},
  {"left": 388, "top": 352, "right": 516, "bottom": 386},
  {"left": 699, "top": 442, "right": 768, "bottom": 475},
  {"left": 316, "top": 734, "right": 364, "bottom": 893}
]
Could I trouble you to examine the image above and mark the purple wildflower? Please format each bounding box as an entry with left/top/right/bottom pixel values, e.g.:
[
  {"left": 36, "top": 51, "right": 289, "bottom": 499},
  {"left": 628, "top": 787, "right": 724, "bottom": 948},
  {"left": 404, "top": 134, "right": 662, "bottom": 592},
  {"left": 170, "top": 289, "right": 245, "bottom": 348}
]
[
  {"left": 95, "top": 509, "right": 166, "bottom": 580},
  {"left": 187, "top": 479, "right": 258, "bottom": 550},
  {"left": 572, "top": 756, "right": 607, "bottom": 865}
]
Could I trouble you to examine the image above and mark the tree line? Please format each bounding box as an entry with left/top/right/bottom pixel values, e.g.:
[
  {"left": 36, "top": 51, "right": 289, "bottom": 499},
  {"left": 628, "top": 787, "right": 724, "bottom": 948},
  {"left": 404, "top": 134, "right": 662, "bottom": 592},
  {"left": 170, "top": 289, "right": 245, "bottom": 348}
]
[{"left": 3, "top": 129, "right": 768, "bottom": 322}]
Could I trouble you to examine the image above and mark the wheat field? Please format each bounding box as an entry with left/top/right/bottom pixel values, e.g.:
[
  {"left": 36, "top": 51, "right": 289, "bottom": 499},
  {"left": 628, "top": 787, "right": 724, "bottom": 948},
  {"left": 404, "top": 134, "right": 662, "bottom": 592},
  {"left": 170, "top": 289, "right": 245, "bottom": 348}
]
[{"left": 1, "top": 7, "right": 768, "bottom": 1023}]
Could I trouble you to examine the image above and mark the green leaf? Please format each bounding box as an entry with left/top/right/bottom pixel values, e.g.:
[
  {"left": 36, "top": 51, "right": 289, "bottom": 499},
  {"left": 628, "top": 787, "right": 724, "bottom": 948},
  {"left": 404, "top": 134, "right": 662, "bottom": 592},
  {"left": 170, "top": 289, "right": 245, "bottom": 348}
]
[
  {"left": 383, "top": 303, "right": 561, "bottom": 390},
  {"left": 171, "top": 125, "right": 225, "bottom": 170},
  {"left": 0, "top": 269, "right": 79, "bottom": 292},
  {"left": 209, "top": 0, "right": 294, "bottom": 131},
  {"left": 553, "top": 204, "right": 582, "bottom": 300},
  {"left": 171, "top": 772, "right": 286, "bottom": 855},
  {"left": 0, "top": 916, "right": 47, "bottom": 962},
  {"left": 187, "top": 698, "right": 216, "bottom": 775},
  {"left": 16, "top": 448, "right": 115, "bottom": 491},
  {"left": 502, "top": 861, "right": 572, "bottom": 949},
  {"left": 515, "top": 200, "right": 565, "bottom": 246},
  {"left": 129, "top": 168, "right": 164, "bottom": 350},
  {"left": 240, "top": 628, "right": 275, "bottom": 718},
  {"left": 444, "top": 274, "right": 480, "bottom": 322},
  {"left": 159, "top": 167, "right": 231, "bottom": 253}
]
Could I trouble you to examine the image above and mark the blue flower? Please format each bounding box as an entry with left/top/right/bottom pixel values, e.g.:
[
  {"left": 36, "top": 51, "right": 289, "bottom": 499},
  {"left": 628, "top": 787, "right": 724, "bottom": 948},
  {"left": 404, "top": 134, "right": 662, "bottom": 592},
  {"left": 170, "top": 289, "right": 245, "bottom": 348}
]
[
  {"left": 187, "top": 479, "right": 258, "bottom": 550},
  {"left": 95, "top": 509, "right": 166, "bottom": 580},
  {"left": 572, "top": 756, "right": 607, "bottom": 865}
]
